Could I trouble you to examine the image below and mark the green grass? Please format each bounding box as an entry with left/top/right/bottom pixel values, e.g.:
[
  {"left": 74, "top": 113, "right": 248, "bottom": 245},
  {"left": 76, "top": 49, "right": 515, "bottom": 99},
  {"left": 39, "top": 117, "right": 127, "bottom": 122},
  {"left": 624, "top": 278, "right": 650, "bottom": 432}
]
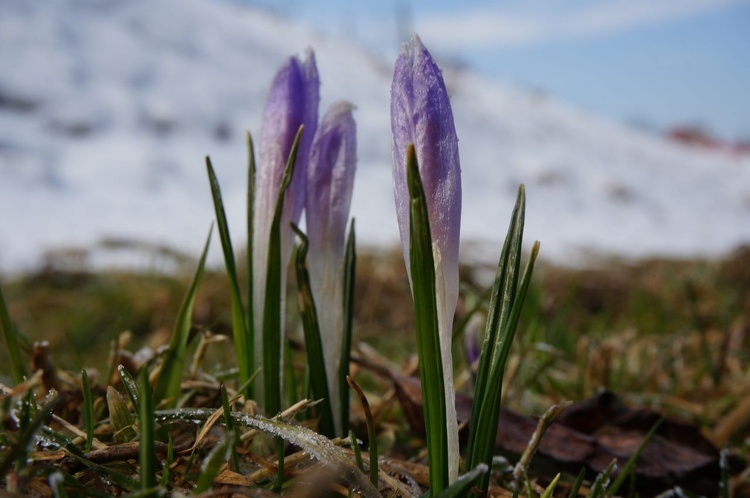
[{"left": 0, "top": 247, "right": 748, "bottom": 496}]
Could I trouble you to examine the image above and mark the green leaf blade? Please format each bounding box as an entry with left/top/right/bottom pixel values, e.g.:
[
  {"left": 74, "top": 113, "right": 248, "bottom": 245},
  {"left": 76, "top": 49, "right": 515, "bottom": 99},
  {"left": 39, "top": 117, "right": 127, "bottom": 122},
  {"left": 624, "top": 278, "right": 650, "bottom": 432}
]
[
  {"left": 81, "top": 370, "right": 95, "bottom": 453},
  {"left": 153, "top": 227, "right": 212, "bottom": 408},
  {"left": 138, "top": 367, "right": 157, "bottom": 490},
  {"left": 466, "top": 185, "right": 541, "bottom": 496},
  {"left": 406, "top": 144, "right": 449, "bottom": 493},
  {"left": 292, "top": 225, "right": 335, "bottom": 437},
  {"left": 206, "top": 157, "right": 252, "bottom": 393},
  {"left": 340, "top": 219, "right": 356, "bottom": 436},
  {"left": 260, "top": 125, "right": 303, "bottom": 415},
  {"left": 194, "top": 432, "right": 235, "bottom": 494}
]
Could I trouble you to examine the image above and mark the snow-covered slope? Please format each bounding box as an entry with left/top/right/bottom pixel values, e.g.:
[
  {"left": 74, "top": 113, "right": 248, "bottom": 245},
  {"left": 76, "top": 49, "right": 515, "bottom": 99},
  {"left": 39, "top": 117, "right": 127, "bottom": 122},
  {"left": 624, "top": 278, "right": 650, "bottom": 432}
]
[{"left": 1, "top": 0, "right": 748, "bottom": 272}]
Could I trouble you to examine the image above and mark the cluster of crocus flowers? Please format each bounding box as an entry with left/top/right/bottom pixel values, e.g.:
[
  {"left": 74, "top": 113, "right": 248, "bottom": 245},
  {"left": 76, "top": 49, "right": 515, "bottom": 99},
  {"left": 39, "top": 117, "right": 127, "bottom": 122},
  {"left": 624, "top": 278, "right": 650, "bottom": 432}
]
[
  {"left": 391, "top": 35, "right": 462, "bottom": 484},
  {"left": 252, "top": 49, "right": 356, "bottom": 434},
  {"left": 206, "top": 30, "right": 533, "bottom": 495}
]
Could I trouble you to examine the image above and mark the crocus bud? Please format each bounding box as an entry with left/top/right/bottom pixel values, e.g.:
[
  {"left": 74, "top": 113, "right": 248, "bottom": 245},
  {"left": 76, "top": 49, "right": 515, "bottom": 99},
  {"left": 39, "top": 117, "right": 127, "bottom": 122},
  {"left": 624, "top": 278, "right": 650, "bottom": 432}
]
[
  {"left": 253, "top": 50, "right": 319, "bottom": 405},
  {"left": 306, "top": 101, "right": 357, "bottom": 437},
  {"left": 391, "top": 34, "right": 461, "bottom": 482},
  {"left": 391, "top": 35, "right": 461, "bottom": 310},
  {"left": 307, "top": 101, "right": 357, "bottom": 265}
]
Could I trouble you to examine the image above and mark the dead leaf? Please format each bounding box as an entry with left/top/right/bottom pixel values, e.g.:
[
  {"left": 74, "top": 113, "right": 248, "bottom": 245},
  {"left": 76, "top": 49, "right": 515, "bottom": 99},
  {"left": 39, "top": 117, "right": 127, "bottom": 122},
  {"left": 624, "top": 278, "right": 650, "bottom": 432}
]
[{"left": 391, "top": 375, "right": 744, "bottom": 496}]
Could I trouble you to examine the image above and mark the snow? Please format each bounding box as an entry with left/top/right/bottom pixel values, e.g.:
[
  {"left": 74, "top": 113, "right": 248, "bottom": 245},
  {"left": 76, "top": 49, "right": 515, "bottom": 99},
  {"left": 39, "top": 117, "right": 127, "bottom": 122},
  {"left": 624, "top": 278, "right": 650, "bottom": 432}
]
[{"left": 1, "top": 0, "right": 749, "bottom": 273}]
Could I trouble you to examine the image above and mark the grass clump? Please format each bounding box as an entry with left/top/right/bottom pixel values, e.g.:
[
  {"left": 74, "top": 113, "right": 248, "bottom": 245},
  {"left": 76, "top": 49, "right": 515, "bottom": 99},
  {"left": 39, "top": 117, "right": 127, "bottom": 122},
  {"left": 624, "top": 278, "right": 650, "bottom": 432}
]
[{"left": 1, "top": 247, "right": 749, "bottom": 496}]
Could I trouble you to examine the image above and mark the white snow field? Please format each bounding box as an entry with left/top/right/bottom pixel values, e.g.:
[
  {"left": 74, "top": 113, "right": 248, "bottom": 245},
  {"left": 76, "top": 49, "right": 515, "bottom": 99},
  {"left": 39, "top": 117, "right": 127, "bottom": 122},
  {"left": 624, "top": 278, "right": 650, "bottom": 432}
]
[{"left": 1, "top": 0, "right": 749, "bottom": 273}]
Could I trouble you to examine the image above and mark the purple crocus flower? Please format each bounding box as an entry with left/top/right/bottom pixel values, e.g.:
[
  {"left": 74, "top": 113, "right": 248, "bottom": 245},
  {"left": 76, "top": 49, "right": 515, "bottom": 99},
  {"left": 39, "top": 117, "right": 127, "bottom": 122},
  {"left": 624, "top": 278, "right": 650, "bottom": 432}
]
[
  {"left": 306, "top": 101, "right": 357, "bottom": 437},
  {"left": 253, "top": 50, "right": 319, "bottom": 403},
  {"left": 391, "top": 34, "right": 461, "bottom": 482},
  {"left": 391, "top": 35, "right": 461, "bottom": 305}
]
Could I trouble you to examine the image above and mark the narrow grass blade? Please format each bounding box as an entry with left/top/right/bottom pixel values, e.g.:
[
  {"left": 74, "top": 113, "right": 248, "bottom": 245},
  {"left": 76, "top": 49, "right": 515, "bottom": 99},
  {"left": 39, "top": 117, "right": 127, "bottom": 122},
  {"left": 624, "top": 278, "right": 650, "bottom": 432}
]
[
  {"left": 406, "top": 144, "right": 449, "bottom": 493},
  {"left": 261, "top": 126, "right": 303, "bottom": 415},
  {"left": 347, "top": 375, "right": 378, "bottom": 487},
  {"left": 138, "top": 367, "right": 157, "bottom": 490},
  {"left": 349, "top": 430, "right": 365, "bottom": 472},
  {"left": 466, "top": 184, "right": 541, "bottom": 495},
  {"left": 207, "top": 157, "right": 252, "bottom": 392},
  {"left": 540, "top": 473, "right": 561, "bottom": 498},
  {"left": 246, "top": 132, "right": 256, "bottom": 370},
  {"left": 0, "top": 284, "right": 27, "bottom": 384},
  {"left": 470, "top": 185, "right": 525, "bottom": 412},
  {"left": 194, "top": 432, "right": 235, "bottom": 494},
  {"left": 159, "top": 435, "right": 174, "bottom": 487},
  {"left": 589, "top": 459, "right": 617, "bottom": 498},
  {"left": 567, "top": 467, "right": 586, "bottom": 498},
  {"left": 471, "top": 186, "right": 526, "bottom": 404},
  {"left": 220, "top": 384, "right": 240, "bottom": 472},
  {"left": 0, "top": 395, "right": 59, "bottom": 479},
  {"left": 67, "top": 453, "right": 142, "bottom": 491},
  {"left": 42, "top": 426, "right": 85, "bottom": 458},
  {"left": 153, "top": 227, "right": 212, "bottom": 408},
  {"left": 81, "top": 370, "right": 94, "bottom": 453},
  {"left": 720, "top": 447, "right": 730, "bottom": 498},
  {"left": 118, "top": 365, "right": 140, "bottom": 412},
  {"left": 608, "top": 417, "right": 664, "bottom": 496},
  {"left": 0, "top": 393, "right": 58, "bottom": 478},
  {"left": 524, "top": 469, "right": 533, "bottom": 498},
  {"left": 20, "top": 390, "right": 36, "bottom": 425},
  {"left": 431, "top": 463, "right": 488, "bottom": 498},
  {"left": 292, "top": 224, "right": 335, "bottom": 437},
  {"left": 340, "top": 219, "right": 356, "bottom": 436}
]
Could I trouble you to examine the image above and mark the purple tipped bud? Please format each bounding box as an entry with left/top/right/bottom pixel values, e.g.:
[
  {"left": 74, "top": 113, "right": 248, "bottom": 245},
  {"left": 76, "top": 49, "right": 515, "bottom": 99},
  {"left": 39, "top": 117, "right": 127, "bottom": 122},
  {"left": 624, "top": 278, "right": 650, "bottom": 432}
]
[
  {"left": 253, "top": 50, "right": 319, "bottom": 400},
  {"left": 391, "top": 35, "right": 461, "bottom": 307},
  {"left": 391, "top": 34, "right": 462, "bottom": 483},
  {"left": 305, "top": 101, "right": 357, "bottom": 436},
  {"left": 254, "top": 50, "right": 319, "bottom": 266},
  {"left": 306, "top": 101, "right": 357, "bottom": 262}
]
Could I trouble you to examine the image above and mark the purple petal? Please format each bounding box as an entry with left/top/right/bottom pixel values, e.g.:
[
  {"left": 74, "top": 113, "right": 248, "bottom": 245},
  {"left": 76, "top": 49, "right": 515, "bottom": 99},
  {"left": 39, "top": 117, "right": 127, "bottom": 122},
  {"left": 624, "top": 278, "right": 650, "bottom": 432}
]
[
  {"left": 252, "top": 50, "right": 319, "bottom": 402},
  {"left": 253, "top": 49, "right": 319, "bottom": 264},
  {"left": 391, "top": 35, "right": 461, "bottom": 306},
  {"left": 306, "top": 101, "right": 357, "bottom": 260},
  {"left": 305, "top": 101, "right": 356, "bottom": 435},
  {"left": 255, "top": 51, "right": 319, "bottom": 259}
]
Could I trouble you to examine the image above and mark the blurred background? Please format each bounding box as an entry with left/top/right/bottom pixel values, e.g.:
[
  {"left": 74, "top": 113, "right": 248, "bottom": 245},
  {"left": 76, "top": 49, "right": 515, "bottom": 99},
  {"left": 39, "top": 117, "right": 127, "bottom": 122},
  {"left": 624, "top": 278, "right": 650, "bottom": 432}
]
[{"left": 1, "top": 0, "right": 749, "bottom": 273}]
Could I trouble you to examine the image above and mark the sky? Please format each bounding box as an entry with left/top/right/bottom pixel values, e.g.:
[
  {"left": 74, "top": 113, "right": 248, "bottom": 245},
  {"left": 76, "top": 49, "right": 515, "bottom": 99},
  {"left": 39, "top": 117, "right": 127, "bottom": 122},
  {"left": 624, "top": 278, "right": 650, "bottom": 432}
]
[{"left": 245, "top": 0, "right": 750, "bottom": 141}]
